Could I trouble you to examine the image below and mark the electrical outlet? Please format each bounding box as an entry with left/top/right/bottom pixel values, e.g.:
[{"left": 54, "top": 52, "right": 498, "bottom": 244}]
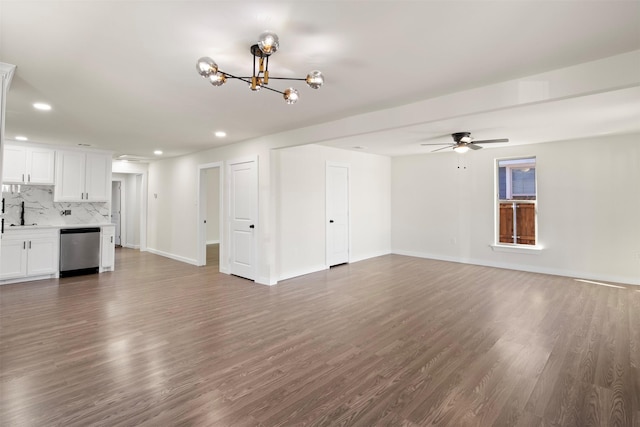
[{"left": 64, "top": 209, "right": 71, "bottom": 216}]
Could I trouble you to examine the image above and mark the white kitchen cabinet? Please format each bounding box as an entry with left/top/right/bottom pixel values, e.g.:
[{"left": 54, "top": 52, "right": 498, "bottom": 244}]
[
  {"left": 0, "top": 229, "right": 59, "bottom": 281},
  {"left": 0, "top": 237, "right": 28, "bottom": 279},
  {"left": 101, "top": 225, "right": 115, "bottom": 271},
  {"left": 54, "top": 150, "right": 111, "bottom": 202},
  {"left": 2, "top": 144, "right": 55, "bottom": 184}
]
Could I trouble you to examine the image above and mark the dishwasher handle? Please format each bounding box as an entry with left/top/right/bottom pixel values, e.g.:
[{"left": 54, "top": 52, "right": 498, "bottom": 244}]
[{"left": 60, "top": 227, "right": 101, "bottom": 234}]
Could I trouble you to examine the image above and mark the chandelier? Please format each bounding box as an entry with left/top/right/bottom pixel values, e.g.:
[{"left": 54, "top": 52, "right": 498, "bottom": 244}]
[{"left": 196, "top": 32, "right": 324, "bottom": 104}]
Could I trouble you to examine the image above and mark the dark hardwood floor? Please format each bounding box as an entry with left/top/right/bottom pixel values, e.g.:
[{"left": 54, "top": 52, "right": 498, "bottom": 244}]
[{"left": 1, "top": 246, "right": 638, "bottom": 426}]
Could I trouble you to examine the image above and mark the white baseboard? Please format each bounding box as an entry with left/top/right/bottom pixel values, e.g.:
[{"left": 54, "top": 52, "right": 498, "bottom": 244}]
[
  {"left": 122, "top": 244, "right": 140, "bottom": 249},
  {"left": 277, "top": 264, "right": 329, "bottom": 282},
  {"left": 349, "top": 249, "right": 392, "bottom": 264},
  {"left": 392, "top": 249, "right": 640, "bottom": 286},
  {"left": 255, "top": 275, "right": 277, "bottom": 286},
  {"left": 146, "top": 247, "right": 198, "bottom": 266},
  {"left": 206, "top": 239, "right": 220, "bottom": 245},
  {"left": 275, "top": 251, "right": 391, "bottom": 284}
]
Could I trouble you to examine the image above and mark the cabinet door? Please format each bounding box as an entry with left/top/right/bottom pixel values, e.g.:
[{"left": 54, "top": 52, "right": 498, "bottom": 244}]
[
  {"left": 27, "top": 236, "right": 59, "bottom": 276},
  {"left": 54, "top": 151, "right": 86, "bottom": 202},
  {"left": 0, "top": 238, "right": 27, "bottom": 279},
  {"left": 85, "top": 153, "right": 110, "bottom": 202},
  {"left": 101, "top": 226, "right": 115, "bottom": 269},
  {"left": 2, "top": 145, "right": 27, "bottom": 183},
  {"left": 27, "top": 148, "right": 55, "bottom": 184}
]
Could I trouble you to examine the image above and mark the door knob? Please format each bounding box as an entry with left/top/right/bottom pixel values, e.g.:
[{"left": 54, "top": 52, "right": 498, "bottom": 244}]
[
  {"left": 249, "top": 224, "right": 255, "bottom": 229},
  {"left": 329, "top": 220, "right": 334, "bottom": 223}
]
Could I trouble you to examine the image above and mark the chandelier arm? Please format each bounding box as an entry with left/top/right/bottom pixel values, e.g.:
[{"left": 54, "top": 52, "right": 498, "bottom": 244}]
[
  {"left": 218, "top": 70, "right": 285, "bottom": 94},
  {"left": 257, "top": 85, "right": 285, "bottom": 95},
  {"left": 219, "top": 72, "right": 253, "bottom": 85},
  {"left": 265, "top": 77, "right": 307, "bottom": 81}
]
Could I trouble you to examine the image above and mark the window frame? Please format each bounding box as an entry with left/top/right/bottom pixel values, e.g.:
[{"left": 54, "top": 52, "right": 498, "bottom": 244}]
[{"left": 495, "top": 156, "right": 539, "bottom": 248}]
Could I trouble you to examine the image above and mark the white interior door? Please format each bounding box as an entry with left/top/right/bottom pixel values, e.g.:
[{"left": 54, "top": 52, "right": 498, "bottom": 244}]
[
  {"left": 111, "top": 181, "right": 121, "bottom": 246},
  {"left": 229, "top": 159, "right": 257, "bottom": 280},
  {"left": 326, "top": 163, "right": 350, "bottom": 267}
]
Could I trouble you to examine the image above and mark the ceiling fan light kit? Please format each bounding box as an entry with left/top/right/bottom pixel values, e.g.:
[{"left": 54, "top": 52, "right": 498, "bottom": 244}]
[
  {"left": 196, "top": 31, "right": 324, "bottom": 104},
  {"left": 421, "top": 132, "right": 509, "bottom": 153}
]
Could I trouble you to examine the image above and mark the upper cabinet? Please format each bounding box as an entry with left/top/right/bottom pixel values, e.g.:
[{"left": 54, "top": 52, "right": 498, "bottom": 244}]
[
  {"left": 2, "top": 144, "right": 55, "bottom": 185},
  {"left": 54, "top": 150, "right": 111, "bottom": 202}
]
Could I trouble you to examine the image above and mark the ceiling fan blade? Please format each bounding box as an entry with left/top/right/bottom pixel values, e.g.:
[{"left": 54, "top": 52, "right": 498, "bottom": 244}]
[
  {"left": 467, "top": 143, "right": 482, "bottom": 150},
  {"left": 418, "top": 133, "right": 454, "bottom": 143},
  {"left": 431, "top": 146, "right": 452, "bottom": 153},
  {"left": 473, "top": 138, "right": 509, "bottom": 144},
  {"left": 420, "top": 142, "right": 451, "bottom": 146}
]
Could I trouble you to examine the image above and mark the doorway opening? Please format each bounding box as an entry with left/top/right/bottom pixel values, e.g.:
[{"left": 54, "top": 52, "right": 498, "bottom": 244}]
[
  {"left": 197, "top": 162, "right": 223, "bottom": 269},
  {"left": 111, "top": 172, "right": 145, "bottom": 251},
  {"left": 111, "top": 180, "right": 123, "bottom": 247}
]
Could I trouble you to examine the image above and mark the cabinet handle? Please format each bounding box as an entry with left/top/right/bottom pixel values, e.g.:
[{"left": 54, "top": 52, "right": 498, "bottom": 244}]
[
  {"left": 22, "top": 174, "right": 25, "bottom": 183},
  {"left": 81, "top": 193, "right": 84, "bottom": 200},
  {"left": 23, "top": 241, "right": 26, "bottom": 250},
  {"left": 29, "top": 241, "right": 31, "bottom": 249},
  {"left": 28, "top": 174, "right": 31, "bottom": 183},
  {"left": 86, "top": 193, "right": 89, "bottom": 200},
  {"left": 110, "top": 236, "right": 113, "bottom": 243}
]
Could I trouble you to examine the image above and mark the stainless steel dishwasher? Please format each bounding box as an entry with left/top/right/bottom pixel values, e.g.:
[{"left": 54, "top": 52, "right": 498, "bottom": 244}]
[{"left": 59, "top": 228, "right": 101, "bottom": 277}]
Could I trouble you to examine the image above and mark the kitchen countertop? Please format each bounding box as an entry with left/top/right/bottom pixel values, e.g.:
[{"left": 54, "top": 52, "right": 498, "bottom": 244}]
[{"left": 4, "top": 223, "right": 114, "bottom": 231}]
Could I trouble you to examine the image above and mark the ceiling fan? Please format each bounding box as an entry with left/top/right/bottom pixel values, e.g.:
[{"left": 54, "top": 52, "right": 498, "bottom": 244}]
[{"left": 421, "top": 132, "right": 509, "bottom": 153}]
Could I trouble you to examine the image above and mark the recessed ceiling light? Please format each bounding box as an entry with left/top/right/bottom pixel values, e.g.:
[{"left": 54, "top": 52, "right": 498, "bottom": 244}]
[
  {"left": 33, "top": 102, "right": 52, "bottom": 111},
  {"left": 15, "top": 135, "right": 28, "bottom": 141},
  {"left": 154, "top": 150, "right": 163, "bottom": 155},
  {"left": 214, "top": 131, "right": 227, "bottom": 138},
  {"left": 77, "top": 143, "right": 91, "bottom": 147},
  {"left": 353, "top": 146, "right": 367, "bottom": 150}
]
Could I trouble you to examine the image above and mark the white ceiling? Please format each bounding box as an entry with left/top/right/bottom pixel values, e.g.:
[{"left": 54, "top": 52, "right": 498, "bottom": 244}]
[{"left": 1, "top": 1, "right": 639, "bottom": 159}]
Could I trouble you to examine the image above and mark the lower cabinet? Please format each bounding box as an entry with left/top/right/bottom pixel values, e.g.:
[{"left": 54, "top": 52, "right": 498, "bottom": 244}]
[
  {"left": 0, "top": 229, "right": 59, "bottom": 281},
  {"left": 101, "top": 225, "right": 115, "bottom": 271}
]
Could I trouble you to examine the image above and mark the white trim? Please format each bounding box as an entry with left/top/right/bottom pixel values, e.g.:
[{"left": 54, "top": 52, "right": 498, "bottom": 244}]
[
  {"left": 278, "top": 264, "right": 329, "bottom": 282},
  {"left": 349, "top": 250, "right": 392, "bottom": 263},
  {"left": 490, "top": 244, "right": 543, "bottom": 254},
  {"left": 1, "top": 274, "right": 58, "bottom": 286},
  {"left": 146, "top": 247, "right": 198, "bottom": 266},
  {"left": 392, "top": 249, "right": 639, "bottom": 286},
  {"left": 495, "top": 156, "right": 538, "bottom": 246},
  {"left": 206, "top": 239, "right": 220, "bottom": 245},
  {"left": 122, "top": 244, "right": 140, "bottom": 249},
  {"left": 255, "top": 275, "right": 277, "bottom": 286}
]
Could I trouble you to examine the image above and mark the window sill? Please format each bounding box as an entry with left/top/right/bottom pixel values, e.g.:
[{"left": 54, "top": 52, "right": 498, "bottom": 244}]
[{"left": 490, "top": 244, "right": 543, "bottom": 254}]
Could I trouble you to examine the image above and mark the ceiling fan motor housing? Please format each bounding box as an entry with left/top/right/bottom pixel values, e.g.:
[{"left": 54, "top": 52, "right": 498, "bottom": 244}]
[{"left": 452, "top": 132, "right": 471, "bottom": 143}]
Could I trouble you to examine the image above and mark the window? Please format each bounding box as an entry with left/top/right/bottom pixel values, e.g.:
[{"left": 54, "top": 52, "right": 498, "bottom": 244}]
[{"left": 497, "top": 157, "right": 536, "bottom": 245}]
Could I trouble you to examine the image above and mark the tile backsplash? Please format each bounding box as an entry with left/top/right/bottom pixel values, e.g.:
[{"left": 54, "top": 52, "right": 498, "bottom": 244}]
[{"left": 3, "top": 185, "right": 109, "bottom": 226}]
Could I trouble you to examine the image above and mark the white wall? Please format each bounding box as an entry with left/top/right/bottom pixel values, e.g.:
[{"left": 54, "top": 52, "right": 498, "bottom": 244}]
[
  {"left": 147, "top": 139, "right": 274, "bottom": 278},
  {"left": 274, "top": 144, "right": 391, "bottom": 281},
  {"left": 206, "top": 168, "right": 220, "bottom": 243},
  {"left": 391, "top": 133, "right": 640, "bottom": 285},
  {"left": 142, "top": 53, "right": 639, "bottom": 285}
]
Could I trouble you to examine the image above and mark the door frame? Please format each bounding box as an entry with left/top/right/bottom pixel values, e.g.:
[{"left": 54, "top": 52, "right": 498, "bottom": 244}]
[
  {"left": 227, "top": 156, "right": 259, "bottom": 281},
  {"left": 111, "top": 178, "right": 125, "bottom": 246},
  {"left": 196, "top": 162, "right": 223, "bottom": 268},
  {"left": 326, "top": 161, "right": 351, "bottom": 268}
]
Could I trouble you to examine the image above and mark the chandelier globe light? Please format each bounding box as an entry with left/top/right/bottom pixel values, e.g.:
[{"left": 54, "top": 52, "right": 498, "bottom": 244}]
[{"left": 196, "top": 32, "right": 324, "bottom": 104}]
